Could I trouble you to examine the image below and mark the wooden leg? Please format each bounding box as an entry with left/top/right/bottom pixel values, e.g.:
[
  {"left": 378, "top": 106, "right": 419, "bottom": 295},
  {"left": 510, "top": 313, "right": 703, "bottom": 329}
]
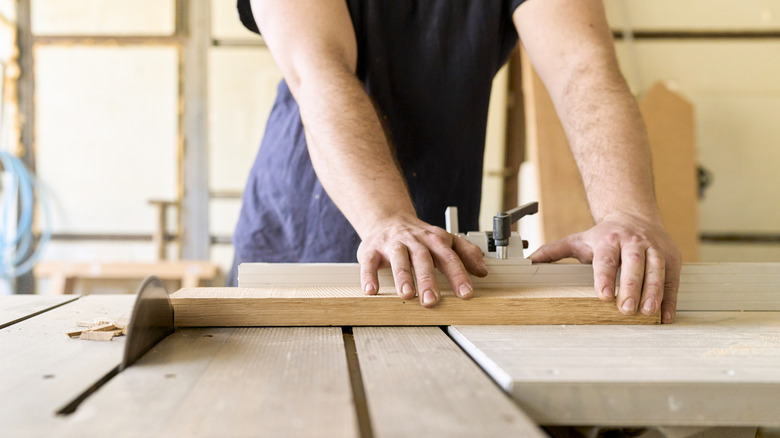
[{"left": 48, "top": 274, "right": 75, "bottom": 295}]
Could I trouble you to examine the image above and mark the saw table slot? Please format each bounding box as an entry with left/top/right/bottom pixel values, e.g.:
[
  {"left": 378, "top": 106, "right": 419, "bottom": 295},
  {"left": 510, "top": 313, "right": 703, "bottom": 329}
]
[
  {"left": 0, "top": 295, "right": 79, "bottom": 329},
  {"left": 55, "top": 327, "right": 360, "bottom": 437},
  {"left": 352, "top": 326, "right": 546, "bottom": 437}
]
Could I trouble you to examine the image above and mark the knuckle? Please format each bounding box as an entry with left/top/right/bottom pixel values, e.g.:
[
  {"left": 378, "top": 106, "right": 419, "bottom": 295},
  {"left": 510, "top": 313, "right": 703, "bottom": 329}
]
[
  {"left": 621, "top": 279, "right": 641, "bottom": 289},
  {"left": 427, "top": 233, "right": 449, "bottom": 248},
  {"left": 629, "top": 233, "right": 647, "bottom": 245},
  {"left": 625, "top": 252, "right": 643, "bottom": 264},
  {"left": 416, "top": 272, "right": 437, "bottom": 285},
  {"left": 598, "top": 256, "right": 619, "bottom": 269},
  {"left": 603, "top": 232, "right": 621, "bottom": 245},
  {"left": 594, "top": 274, "right": 615, "bottom": 287},
  {"left": 647, "top": 254, "right": 665, "bottom": 266},
  {"left": 358, "top": 251, "right": 380, "bottom": 266},
  {"left": 392, "top": 266, "right": 412, "bottom": 277},
  {"left": 644, "top": 280, "right": 664, "bottom": 293},
  {"left": 439, "top": 251, "right": 462, "bottom": 266},
  {"left": 391, "top": 243, "right": 406, "bottom": 254}
]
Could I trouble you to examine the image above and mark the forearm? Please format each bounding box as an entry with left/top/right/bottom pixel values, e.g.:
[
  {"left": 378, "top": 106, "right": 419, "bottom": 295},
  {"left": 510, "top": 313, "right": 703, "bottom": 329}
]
[
  {"left": 294, "top": 66, "right": 418, "bottom": 237},
  {"left": 252, "top": 0, "right": 416, "bottom": 238},
  {"left": 556, "top": 67, "right": 661, "bottom": 224}
]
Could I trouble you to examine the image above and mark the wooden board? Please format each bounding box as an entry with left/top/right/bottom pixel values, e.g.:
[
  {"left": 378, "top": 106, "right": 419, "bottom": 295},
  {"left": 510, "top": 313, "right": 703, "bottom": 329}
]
[
  {"left": 170, "top": 286, "right": 659, "bottom": 327},
  {"left": 0, "top": 295, "right": 134, "bottom": 435},
  {"left": 353, "top": 327, "right": 545, "bottom": 437},
  {"left": 639, "top": 83, "right": 699, "bottom": 261},
  {"left": 449, "top": 311, "right": 780, "bottom": 427},
  {"left": 0, "top": 295, "right": 78, "bottom": 328},
  {"left": 59, "top": 327, "right": 358, "bottom": 438},
  {"left": 239, "top": 262, "right": 780, "bottom": 311}
]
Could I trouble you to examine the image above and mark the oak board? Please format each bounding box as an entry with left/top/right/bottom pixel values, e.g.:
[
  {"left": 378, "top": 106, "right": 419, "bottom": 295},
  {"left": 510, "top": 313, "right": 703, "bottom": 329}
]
[{"left": 170, "top": 286, "right": 659, "bottom": 326}]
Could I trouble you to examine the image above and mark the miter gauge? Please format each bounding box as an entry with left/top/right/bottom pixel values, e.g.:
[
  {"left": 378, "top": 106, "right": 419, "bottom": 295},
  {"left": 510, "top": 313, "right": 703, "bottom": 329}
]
[{"left": 446, "top": 201, "right": 539, "bottom": 263}]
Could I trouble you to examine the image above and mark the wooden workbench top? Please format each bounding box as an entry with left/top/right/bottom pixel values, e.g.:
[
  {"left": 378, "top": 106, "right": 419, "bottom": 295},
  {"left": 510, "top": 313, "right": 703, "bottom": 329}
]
[{"left": 2, "top": 274, "right": 779, "bottom": 437}]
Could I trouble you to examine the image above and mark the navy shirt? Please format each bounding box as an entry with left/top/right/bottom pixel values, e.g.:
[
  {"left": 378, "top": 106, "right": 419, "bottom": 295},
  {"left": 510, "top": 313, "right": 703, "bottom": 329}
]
[{"left": 231, "top": 0, "right": 526, "bottom": 283}]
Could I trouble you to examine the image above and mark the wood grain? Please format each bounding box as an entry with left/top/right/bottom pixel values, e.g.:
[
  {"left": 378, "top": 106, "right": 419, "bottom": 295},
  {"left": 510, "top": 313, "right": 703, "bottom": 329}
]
[
  {"left": 171, "top": 286, "right": 659, "bottom": 327},
  {"left": 61, "top": 327, "right": 358, "bottom": 438},
  {"left": 0, "top": 295, "right": 78, "bottom": 328},
  {"left": 353, "top": 327, "right": 545, "bottom": 438},
  {"left": 449, "top": 311, "right": 780, "bottom": 427},
  {"left": 0, "top": 295, "right": 134, "bottom": 435}
]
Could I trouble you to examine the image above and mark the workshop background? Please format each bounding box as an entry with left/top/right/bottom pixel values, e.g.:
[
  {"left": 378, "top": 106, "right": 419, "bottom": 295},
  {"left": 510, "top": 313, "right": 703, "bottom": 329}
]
[{"left": 0, "top": 0, "right": 779, "bottom": 295}]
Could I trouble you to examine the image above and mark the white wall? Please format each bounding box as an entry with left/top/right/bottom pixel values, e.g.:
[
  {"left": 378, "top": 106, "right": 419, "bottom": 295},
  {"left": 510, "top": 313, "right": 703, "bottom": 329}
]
[{"left": 605, "top": 0, "right": 780, "bottom": 262}]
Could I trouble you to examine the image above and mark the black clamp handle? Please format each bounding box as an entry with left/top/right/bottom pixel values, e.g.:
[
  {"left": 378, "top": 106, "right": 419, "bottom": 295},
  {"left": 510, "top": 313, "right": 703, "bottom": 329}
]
[{"left": 493, "top": 202, "right": 539, "bottom": 247}]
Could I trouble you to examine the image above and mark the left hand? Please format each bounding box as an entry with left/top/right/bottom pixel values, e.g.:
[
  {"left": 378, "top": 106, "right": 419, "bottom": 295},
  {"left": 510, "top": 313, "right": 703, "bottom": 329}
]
[{"left": 528, "top": 212, "right": 681, "bottom": 323}]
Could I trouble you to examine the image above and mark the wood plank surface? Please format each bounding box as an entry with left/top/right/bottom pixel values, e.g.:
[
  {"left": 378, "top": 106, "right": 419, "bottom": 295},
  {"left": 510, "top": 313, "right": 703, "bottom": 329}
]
[
  {"left": 353, "top": 327, "right": 546, "bottom": 438},
  {"left": 0, "top": 295, "right": 78, "bottom": 328},
  {"left": 0, "top": 295, "right": 134, "bottom": 436},
  {"left": 449, "top": 311, "right": 780, "bottom": 427},
  {"left": 239, "top": 262, "right": 780, "bottom": 311},
  {"left": 60, "top": 327, "right": 358, "bottom": 438},
  {"left": 171, "top": 286, "right": 659, "bottom": 327}
]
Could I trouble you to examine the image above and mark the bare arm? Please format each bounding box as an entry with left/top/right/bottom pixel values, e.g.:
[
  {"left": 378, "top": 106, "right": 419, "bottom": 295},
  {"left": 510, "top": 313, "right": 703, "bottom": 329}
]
[
  {"left": 251, "top": 0, "right": 486, "bottom": 307},
  {"left": 514, "top": 0, "right": 681, "bottom": 323}
]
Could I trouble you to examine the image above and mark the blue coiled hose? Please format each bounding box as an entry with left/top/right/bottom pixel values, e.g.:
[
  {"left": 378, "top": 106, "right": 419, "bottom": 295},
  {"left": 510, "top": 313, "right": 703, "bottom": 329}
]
[{"left": 0, "top": 151, "right": 50, "bottom": 278}]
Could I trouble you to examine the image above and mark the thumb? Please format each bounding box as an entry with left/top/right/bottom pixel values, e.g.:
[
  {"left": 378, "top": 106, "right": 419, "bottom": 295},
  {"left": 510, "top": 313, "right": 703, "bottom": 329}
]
[{"left": 528, "top": 237, "right": 577, "bottom": 263}]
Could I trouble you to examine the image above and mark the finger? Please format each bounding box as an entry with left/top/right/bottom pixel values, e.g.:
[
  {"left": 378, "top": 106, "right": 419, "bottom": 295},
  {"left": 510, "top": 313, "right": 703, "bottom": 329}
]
[
  {"left": 639, "top": 247, "right": 665, "bottom": 316},
  {"left": 591, "top": 241, "right": 620, "bottom": 301},
  {"left": 661, "top": 251, "right": 681, "bottom": 324},
  {"left": 388, "top": 243, "right": 415, "bottom": 300},
  {"left": 528, "top": 237, "right": 578, "bottom": 263},
  {"left": 452, "top": 235, "right": 487, "bottom": 277},
  {"left": 358, "top": 248, "right": 382, "bottom": 295},
  {"left": 430, "top": 243, "right": 474, "bottom": 300},
  {"left": 616, "top": 244, "right": 647, "bottom": 315},
  {"left": 408, "top": 243, "right": 439, "bottom": 308}
]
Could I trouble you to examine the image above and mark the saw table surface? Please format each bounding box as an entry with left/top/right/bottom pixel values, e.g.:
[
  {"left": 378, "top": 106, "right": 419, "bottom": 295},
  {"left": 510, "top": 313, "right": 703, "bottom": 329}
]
[{"left": 2, "top": 267, "right": 780, "bottom": 437}]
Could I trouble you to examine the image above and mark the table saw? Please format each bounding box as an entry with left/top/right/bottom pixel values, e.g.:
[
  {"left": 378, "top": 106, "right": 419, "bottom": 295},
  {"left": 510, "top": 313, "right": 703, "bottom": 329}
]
[{"left": 2, "top": 260, "right": 779, "bottom": 438}]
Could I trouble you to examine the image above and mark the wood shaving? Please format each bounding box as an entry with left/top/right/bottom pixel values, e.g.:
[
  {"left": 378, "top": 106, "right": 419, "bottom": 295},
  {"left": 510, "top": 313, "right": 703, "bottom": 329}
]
[{"left": 67, "top": 318, "right": 126, "bottom": 341}]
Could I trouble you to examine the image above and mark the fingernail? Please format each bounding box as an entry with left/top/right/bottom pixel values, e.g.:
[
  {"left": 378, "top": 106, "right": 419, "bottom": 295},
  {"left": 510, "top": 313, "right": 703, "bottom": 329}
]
[
  {"left": 622, "top": 298, "right": 636, "bottom": 313},
  {"left": 364, "top": 283, "right": 376, "bottom": 294},
  {"left": 601, "top": 286, "right": 613, "bottom": 299},
  {"left": 663, "top": 311, "right": 673, "bottom": 323},
  {"left": 402, "top": 283, "right": 414, "bottom": 297},
  {"left": 423, "top": 290, "right": 437, "bottom": 306},
  {"left": 458, "top": 284, "right": 473, "bottom": 298},
  {"left": 643, "top": 299, "right": 656, "bottom": 313}
]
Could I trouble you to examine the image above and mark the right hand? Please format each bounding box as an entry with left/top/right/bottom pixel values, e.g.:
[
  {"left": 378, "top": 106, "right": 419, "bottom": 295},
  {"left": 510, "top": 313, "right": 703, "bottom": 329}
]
[{"left": 356, "top": 214, "right": 488, "bottom": 308}]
